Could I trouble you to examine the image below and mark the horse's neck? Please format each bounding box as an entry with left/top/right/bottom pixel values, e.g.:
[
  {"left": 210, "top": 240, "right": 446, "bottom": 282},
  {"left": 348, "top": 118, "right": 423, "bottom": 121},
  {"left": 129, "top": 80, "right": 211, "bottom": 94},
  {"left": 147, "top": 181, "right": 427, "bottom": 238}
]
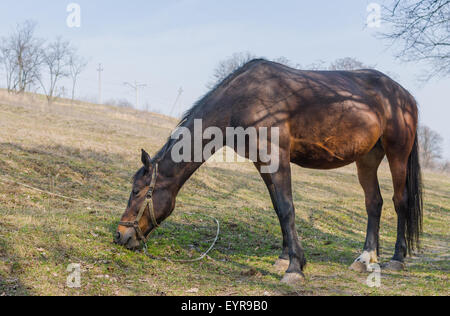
[
  {"left": 157, "top": 119, "right": 211, "bottom": 195},
  {"left": 164, "top": 158, "right": 203, "bottom": 194},
  {"left": 153, "top": 105, "right": 228, "bottom": 219},
  {"left": 152, "top": 151, "right": 203, "bottom": 218}
]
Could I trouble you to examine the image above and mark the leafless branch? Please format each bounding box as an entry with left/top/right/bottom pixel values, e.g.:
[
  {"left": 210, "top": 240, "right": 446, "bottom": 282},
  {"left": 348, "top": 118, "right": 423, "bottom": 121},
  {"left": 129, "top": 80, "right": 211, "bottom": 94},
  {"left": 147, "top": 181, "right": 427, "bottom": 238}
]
[
  {"left": 418, "top": 125, "right": 444, "bottom": 168},
  {"left": 69, "top": 53, "right": 88, "bottom": 101},
  {"left": 381, "top": 0, "right": 450, "bottom": 79},
  {"left": 0, "top": 20, "right": 44, "bottom": 93},
  {"left": 39, "top": 37, "right": 73, "bottom": 104}
]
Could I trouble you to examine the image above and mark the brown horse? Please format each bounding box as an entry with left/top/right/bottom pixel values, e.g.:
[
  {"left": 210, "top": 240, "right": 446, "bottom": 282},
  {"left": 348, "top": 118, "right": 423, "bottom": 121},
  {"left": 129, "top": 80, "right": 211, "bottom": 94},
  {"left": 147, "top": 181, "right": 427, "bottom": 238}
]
[{"left": 115, "top": 59, "right": 423, "bottom": 285}]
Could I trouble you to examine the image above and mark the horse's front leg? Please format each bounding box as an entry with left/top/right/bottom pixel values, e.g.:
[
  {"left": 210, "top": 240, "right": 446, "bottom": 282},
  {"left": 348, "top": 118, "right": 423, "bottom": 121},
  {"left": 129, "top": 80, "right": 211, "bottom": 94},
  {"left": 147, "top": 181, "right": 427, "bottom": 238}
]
[
  {"left": 255, "top": 163, "right": 289, "bottom": 271},
  {"left": 277, "top": 192, "right": 307, "bottom": 285},
  {"left": 255, "top": 156, "right": 306, "bottom": 286}
]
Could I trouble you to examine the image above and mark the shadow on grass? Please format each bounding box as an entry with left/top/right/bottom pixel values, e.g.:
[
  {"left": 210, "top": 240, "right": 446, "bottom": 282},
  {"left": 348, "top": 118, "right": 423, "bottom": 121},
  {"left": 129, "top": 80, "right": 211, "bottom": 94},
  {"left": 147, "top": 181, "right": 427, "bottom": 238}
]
[
  {"left": 0, "top": 140, "right": 422, "bottom": 294},
  {"left": 0, "top": 223, "right": 33, "bottom": 296},
  {"left": 0, "top": 277, "right": 32, "bottom": 296},
  {"left": 105, "top": 213, "right": 363, "bottom": 278},
  {"left": 0, "top": 142, "right": 134, "bottom": 205}
]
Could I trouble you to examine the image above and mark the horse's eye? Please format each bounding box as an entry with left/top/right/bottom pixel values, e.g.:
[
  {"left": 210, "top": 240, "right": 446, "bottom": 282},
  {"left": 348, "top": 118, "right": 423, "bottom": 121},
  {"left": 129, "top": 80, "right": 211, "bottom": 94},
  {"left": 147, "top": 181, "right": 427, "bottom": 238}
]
[{"left": 133, "top": 189, "right": 140, "bottom": 196}]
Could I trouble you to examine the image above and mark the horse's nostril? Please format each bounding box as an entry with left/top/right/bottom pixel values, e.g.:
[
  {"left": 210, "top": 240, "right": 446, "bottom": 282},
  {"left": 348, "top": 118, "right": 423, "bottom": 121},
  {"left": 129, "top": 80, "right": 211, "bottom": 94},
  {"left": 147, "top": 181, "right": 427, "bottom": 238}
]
[{"left": 114, "top": 232, "right": 121, "bottom": 242}]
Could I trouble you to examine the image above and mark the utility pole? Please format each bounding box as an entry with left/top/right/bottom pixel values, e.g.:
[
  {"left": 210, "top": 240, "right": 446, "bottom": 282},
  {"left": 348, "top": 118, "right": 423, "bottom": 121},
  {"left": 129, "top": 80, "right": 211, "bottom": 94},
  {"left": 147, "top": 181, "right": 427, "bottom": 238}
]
[
  {"left": 170, "top": 87, "right": 184, "bottom": 117},
  {"left": 97, "top": 63, "right": 104, "bottom": 104},
  {"left": 124, "top": 81, "right": 147, "bottom": 109}
]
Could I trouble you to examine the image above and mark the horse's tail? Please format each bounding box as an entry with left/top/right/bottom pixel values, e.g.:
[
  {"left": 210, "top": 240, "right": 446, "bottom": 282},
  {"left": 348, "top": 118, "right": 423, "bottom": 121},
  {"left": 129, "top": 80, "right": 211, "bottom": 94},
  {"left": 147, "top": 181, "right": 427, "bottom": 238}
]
[{"left": 405, "top": 132, "right": 423, "bottom": 255}]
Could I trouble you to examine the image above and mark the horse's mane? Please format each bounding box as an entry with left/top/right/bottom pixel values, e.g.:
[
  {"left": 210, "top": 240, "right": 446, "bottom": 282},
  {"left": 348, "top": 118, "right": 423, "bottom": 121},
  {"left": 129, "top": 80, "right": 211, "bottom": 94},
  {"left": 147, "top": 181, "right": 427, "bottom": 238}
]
[
  {"left": 151, "top": 58, "right": 266, "bottom": 163},
  {"left": 177, "top": 58, "right": 266, "bottom": 128}
]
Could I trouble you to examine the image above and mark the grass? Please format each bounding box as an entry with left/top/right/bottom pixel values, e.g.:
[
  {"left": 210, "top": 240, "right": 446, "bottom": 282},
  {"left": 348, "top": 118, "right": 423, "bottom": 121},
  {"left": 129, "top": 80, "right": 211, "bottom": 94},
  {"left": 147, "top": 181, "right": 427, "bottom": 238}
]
[{"left": 0, "top": 89, "right": 448, "bottom": 296}]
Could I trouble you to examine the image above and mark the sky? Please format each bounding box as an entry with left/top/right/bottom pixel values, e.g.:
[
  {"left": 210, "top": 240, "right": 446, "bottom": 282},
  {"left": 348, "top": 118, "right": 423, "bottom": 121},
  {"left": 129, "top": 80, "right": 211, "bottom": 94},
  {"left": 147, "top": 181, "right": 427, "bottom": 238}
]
[{"left": 0, "top": 0, "right": 449, "bottom": 159}]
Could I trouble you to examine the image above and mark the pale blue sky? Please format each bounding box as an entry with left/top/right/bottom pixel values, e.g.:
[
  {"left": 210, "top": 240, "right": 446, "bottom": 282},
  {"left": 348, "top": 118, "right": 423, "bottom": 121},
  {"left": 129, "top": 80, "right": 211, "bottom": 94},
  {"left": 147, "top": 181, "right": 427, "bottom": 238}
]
[{"left": 0, "top": 0, "right": 449, "bottom": 158}]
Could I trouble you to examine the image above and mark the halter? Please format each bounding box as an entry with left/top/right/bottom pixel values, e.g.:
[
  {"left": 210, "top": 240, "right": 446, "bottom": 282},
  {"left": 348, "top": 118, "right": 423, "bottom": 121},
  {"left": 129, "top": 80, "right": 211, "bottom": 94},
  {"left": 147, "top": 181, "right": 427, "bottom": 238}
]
[{"left": 118, "top": 164, "right": 159, "bottom": 243}]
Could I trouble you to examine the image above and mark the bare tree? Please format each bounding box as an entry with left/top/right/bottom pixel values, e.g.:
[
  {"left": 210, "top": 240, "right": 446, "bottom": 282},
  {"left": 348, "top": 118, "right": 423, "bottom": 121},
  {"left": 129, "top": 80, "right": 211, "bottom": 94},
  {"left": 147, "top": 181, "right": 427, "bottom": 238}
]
[
  {"left": 0, "top": 42, "right": 17, "bottom": 91},
  {"left": 69, "top": 53, "right": 87, "bottom": 101},
  {"left": 382, "top": 0, "right": 450, "bottom": 79},
  {"left": 441, "top": 160, "right": 450, "bottom": 172},
  {"left": 208, "top": 53, "right": 310, "bottom": 89},
  {"left": 303, "top": 60, "right": 328, "bottom": 71},
  {"left": 0, "top": 21, "right": 43, "bottom": 93},
  {"left": 418, "top": 125, "right": 444, "bottom": 168},
  {"left": 207, "top": 52, "right": 256, "bottom": 89},
  {"left": 208, "top": 54, "right": 373, "bottom": 90},
  {"left": 295, "top": 57, "right": 370, "bottom": 71},
  {"left": 273, "top": 56, "right": 301, "bottom": 68},
  {"left": 39, "top": 37, "right": 72, "bottom": 104},
  {"left": 105, "top": 98, "right": 134, "bottom": 108},
  {"left": 328, "top": 57, "right": 370, "bottom": 71}
]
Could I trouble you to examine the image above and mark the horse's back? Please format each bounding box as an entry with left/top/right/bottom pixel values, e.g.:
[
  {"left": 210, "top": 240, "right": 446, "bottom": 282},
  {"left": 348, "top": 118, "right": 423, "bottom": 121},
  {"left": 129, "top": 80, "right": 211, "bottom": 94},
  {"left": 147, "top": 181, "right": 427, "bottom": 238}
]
[{"left": 229, "top": 61, "right": 417, "bottom": 169}]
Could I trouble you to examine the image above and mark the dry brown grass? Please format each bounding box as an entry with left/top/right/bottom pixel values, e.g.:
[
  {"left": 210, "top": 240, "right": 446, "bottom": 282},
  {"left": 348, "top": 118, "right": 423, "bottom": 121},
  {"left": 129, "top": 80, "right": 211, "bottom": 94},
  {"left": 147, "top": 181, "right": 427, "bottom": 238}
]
[{"left": 0, "top": 89, "right": 448, "bottom": 296}]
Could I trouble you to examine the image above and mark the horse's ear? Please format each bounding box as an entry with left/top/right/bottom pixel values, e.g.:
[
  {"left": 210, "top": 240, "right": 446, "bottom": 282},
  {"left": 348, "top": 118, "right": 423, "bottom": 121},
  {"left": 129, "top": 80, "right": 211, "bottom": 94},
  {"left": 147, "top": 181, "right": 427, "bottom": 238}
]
[{"left": 141, "top": 149, "right": 152, "bottom": 170}]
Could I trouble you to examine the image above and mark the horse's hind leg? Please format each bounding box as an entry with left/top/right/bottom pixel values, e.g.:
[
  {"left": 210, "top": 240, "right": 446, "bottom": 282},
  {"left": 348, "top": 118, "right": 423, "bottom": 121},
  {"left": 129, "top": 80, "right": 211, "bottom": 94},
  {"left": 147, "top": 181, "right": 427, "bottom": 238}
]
[
  {"left": 382, "top": 145, "right": 412, "bottom": 271},
  {"left": 350, "top": 141, "right": 385, "bottom": 273}
]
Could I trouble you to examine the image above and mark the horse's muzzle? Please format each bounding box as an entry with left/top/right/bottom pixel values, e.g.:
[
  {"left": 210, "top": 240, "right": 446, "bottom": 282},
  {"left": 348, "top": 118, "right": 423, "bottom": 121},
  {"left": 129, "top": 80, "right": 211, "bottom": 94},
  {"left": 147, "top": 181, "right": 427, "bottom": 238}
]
[{"left": 114, "top": 228, "right": 140, "bottom": 250}]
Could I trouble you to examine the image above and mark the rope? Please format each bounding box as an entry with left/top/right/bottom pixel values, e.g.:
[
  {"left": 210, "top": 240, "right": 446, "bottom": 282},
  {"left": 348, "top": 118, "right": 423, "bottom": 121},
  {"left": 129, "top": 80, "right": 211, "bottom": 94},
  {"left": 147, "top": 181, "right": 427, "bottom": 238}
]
[
  {"left": 143, "top": 212, "right": 220, "bottom": 263},
  {"left": 0, "top": 174, "right": 221, "bottom": 263}
]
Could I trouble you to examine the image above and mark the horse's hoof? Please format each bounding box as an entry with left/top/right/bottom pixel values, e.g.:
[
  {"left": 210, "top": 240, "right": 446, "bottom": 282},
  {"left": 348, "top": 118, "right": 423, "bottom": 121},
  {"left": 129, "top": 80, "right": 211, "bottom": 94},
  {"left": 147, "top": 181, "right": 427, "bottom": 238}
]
[
  {"left": 350, "top": 251, "right": 378, "bottom": 273},
  {"left": 273, "top": 259, "right": 289, "bottom": 272},
  {"left": 349, "top": 261, "right": 368, "bottom": 273},
  {"left": 383, "top": 260, "right": 406, "bottom": 271},
  {"left": 281, "top": 273, "right": 305, "bottom": 286}
]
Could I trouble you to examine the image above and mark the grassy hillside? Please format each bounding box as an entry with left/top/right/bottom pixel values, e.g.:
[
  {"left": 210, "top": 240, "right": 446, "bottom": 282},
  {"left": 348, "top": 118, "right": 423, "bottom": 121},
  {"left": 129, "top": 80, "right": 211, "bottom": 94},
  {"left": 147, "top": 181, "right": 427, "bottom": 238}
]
[{"left": 0, "top": 90, "right": 448, "bottom": 296}]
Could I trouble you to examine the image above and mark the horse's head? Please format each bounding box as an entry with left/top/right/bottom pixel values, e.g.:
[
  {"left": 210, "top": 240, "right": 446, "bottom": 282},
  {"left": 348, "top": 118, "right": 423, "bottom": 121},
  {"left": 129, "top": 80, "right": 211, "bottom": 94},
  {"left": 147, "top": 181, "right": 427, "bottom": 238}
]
[{"left": 114, "top": 149, "right": 166, "bottom": 250}]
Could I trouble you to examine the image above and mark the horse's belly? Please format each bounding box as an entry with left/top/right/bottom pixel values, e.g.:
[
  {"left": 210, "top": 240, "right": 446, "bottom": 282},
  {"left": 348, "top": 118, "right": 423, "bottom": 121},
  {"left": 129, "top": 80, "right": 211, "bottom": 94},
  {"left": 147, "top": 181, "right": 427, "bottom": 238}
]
[
  {"left": 289, "top": 103, "right": 383, "bottom": 169},
  {"left": 290, "top": 140, "right": 358, "bottom": 169}
]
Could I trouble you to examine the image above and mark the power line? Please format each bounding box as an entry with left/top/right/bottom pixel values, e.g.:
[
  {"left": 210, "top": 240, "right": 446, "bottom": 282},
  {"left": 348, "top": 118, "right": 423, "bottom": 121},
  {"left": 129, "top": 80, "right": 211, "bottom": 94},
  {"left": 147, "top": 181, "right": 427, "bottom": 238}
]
[
  {"left": 124, "top": 81, "right": 147, "bottom": 109},
  {"left": 170, "top": 87, "right": 184, "bottom": 117},
  {"left": 97, "top": 63, "right": 104, "bottom": 104}
]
